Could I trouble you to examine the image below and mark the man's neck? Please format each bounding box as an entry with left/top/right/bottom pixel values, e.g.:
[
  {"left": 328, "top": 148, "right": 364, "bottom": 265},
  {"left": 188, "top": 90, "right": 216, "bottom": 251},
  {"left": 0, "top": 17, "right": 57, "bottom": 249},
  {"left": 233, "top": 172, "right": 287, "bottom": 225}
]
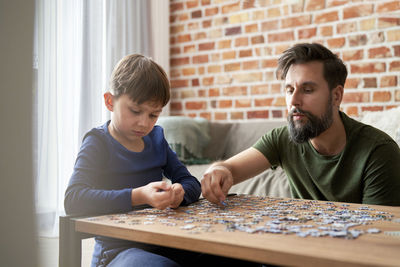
[{"left": 310, "top": 113, "right": 346, "bottom": 156}]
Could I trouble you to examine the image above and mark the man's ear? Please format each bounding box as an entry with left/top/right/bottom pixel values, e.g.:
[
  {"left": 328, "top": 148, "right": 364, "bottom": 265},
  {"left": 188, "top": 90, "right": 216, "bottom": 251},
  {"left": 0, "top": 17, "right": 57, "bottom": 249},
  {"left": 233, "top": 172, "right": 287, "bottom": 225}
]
[
  {"left": 332, "top": 85, "right": 344, "bottom": 107},
  {"left": 104, "top": 92, "right": 114, "bottom": 111}
]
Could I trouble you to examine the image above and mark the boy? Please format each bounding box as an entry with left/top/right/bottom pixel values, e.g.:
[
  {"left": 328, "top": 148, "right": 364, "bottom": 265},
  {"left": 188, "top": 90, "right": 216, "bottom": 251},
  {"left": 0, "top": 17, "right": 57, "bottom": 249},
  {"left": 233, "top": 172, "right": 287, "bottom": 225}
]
[{"left": 64, "top": 54, "right": 201, "bottom": 267}]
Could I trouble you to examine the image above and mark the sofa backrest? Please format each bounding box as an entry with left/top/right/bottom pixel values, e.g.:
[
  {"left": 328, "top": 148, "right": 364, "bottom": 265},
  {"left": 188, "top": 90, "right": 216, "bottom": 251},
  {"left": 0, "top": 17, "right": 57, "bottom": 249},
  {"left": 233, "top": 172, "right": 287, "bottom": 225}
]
[{"left": 203, "top": 120, "right": 287, "bottom": 160}]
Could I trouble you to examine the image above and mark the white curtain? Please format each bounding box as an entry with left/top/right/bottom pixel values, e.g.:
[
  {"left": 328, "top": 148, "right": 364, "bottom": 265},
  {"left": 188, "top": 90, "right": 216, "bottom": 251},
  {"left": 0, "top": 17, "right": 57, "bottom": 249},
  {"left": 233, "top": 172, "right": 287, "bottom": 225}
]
[{"left": 34, "top": 0, "right": 169, "bottom": 237}]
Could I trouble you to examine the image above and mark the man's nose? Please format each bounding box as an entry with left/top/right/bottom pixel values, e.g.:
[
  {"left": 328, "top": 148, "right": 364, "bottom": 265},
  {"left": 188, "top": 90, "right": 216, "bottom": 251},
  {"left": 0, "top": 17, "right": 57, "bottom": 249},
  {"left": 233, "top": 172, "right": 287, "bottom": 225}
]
[{"left": 289, "top": 88, "right": 301, "bottom": 107}]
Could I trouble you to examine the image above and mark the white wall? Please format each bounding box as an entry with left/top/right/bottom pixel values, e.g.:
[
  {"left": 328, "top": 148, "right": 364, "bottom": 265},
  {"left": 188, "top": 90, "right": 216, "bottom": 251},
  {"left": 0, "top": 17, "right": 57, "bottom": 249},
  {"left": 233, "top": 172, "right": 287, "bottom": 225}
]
[{"left": 0, "top": 0, "right": 37, "bottom": 266}]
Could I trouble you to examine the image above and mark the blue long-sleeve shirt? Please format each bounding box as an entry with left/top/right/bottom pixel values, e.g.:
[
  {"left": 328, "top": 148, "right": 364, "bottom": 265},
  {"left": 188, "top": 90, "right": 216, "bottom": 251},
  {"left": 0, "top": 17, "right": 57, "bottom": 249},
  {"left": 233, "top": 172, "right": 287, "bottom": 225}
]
[
  {"left": 65, "top": 121, "right": 201, "bottom": 215},
  {"left": 64, "top": 121, "right": 201, "bottom": 266}
]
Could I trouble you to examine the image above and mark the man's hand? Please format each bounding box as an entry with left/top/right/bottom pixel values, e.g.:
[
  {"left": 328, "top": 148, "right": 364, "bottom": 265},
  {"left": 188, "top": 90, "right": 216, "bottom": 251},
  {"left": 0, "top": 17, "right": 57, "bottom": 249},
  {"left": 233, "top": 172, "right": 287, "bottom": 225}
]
[
  {"left": 169, "top": 183, "right": 185, "bottom": 209},
  {"left": 201, "top": 164, "right": 233, "bottom": 205}
]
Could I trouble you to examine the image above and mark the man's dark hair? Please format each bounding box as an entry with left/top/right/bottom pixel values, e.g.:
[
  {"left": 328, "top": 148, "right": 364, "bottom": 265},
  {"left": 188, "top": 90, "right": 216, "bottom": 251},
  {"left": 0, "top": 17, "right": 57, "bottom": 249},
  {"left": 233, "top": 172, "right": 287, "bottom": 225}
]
[{"left": 277, "top": 43, "right": 348, "bottom": 90}]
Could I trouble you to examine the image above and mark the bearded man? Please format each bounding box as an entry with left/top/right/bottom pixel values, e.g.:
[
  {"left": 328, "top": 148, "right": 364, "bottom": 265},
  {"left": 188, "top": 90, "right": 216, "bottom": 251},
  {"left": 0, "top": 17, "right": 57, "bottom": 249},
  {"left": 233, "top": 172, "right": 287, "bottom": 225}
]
[{"left": 201, "top": 43, "right": 400, "bottom": 206}]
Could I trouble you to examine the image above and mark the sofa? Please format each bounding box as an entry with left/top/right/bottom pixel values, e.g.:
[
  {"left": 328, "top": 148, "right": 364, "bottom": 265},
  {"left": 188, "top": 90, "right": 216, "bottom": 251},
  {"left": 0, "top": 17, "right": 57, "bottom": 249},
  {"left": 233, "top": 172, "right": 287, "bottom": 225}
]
[{"left": 157, "top": 107, "right": 400, "bottom": 199}]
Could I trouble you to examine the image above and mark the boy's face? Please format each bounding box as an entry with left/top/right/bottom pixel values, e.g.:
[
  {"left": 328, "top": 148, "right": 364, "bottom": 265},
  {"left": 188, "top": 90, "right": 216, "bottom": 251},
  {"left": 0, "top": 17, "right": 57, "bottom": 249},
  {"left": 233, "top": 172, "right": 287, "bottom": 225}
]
[{"left": 105, "top": 92, "right": 162, "bottom": 144}]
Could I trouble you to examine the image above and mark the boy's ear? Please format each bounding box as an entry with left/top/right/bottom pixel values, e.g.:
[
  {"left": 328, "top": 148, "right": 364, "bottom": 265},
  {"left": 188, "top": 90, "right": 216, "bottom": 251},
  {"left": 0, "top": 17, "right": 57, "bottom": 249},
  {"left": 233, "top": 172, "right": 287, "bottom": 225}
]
[{"left": 104, "top": 92, "right": 114, "bottom": 111}]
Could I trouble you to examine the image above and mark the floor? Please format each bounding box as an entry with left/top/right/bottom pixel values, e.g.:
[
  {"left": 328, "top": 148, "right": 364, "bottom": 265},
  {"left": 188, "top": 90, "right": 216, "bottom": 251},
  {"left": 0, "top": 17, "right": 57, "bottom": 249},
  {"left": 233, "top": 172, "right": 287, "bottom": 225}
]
[{"left": 38, "top": 236, "right": 95, "bottom": 267}]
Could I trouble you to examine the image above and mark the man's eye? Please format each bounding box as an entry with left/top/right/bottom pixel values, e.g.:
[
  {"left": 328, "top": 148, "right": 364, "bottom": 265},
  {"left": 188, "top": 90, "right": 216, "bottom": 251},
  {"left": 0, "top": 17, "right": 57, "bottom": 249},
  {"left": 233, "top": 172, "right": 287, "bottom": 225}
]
[
  {"left": 150, "top": 114, "right": 159, "bottom": 118},
  {"left": 286, "top": 88, "right": 293, "bottom": 94}
]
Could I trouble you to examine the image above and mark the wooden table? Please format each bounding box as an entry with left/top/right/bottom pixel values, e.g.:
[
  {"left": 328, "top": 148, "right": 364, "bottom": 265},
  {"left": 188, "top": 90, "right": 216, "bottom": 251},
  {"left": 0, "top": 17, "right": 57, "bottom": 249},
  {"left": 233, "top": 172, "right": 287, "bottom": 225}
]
[{"left": 71, "top": 195, "right": 400, "bottom": 267}]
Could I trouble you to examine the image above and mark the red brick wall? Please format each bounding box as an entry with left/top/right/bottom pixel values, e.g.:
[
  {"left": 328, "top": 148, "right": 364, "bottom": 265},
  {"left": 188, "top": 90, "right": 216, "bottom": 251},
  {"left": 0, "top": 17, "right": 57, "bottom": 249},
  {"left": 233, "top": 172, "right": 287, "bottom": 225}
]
[{"left": 169, "top": 0, "right": 400, "bottom": 121}]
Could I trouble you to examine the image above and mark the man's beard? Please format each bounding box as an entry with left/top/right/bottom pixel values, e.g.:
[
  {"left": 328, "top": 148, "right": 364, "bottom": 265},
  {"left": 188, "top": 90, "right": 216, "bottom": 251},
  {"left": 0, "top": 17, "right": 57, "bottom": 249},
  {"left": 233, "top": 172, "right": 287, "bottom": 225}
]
[{"left": 287, "top": 96, "right": 334, "bottom": 144}]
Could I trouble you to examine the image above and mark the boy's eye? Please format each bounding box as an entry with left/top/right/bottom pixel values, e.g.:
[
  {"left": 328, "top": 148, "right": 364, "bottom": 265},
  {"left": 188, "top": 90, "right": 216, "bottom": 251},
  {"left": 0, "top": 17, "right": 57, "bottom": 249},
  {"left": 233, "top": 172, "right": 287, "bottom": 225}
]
[{"left": 130, "top": 109, "right": 140, "bottom": 114}]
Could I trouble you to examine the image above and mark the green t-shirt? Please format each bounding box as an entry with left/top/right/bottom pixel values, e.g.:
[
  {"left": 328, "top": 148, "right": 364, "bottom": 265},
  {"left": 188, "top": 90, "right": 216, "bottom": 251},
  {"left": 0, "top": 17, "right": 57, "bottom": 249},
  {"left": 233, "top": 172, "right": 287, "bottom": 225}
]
[{"left": 253, "top": 112, "right": 400, "bottom": 206}]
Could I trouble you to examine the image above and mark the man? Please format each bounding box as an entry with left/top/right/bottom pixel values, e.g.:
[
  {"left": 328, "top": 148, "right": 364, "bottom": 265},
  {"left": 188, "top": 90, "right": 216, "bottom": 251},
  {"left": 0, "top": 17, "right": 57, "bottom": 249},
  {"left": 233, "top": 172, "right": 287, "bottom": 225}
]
[{"left": 202, "top": 43, "right": 400, "bottom": 206}]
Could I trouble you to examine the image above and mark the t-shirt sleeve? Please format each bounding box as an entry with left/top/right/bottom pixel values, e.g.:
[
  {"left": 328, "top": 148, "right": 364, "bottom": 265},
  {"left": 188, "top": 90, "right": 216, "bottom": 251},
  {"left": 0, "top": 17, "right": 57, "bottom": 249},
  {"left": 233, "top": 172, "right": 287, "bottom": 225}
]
[
  {"left": 362, "top": 140, "right": 400, "bottom": 206},
  {"left": 252, "top": 127, "right": 286, "bottom": 168}
]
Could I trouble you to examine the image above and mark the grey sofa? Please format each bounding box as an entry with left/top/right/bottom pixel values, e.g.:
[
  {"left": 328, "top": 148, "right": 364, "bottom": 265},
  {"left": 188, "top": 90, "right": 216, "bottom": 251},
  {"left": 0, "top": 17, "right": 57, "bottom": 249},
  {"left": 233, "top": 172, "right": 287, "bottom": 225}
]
[{"left": 185, "top": 120, "right": 291, "bottom": 198}]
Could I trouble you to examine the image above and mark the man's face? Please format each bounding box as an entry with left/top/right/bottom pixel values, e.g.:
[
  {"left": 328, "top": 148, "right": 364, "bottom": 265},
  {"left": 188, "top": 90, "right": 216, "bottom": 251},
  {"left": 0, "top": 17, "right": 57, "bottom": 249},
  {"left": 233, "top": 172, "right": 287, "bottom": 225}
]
[{"left": 284, "top": 61, "right": 334, "bottom": 144}]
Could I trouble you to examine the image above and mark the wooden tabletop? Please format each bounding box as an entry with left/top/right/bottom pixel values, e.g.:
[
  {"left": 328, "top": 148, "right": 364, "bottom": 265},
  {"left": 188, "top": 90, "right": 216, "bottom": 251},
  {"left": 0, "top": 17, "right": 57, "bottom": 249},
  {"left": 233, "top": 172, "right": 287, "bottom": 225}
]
[{"left": 75, "top": 195, "right": 400, "bottom": 267}]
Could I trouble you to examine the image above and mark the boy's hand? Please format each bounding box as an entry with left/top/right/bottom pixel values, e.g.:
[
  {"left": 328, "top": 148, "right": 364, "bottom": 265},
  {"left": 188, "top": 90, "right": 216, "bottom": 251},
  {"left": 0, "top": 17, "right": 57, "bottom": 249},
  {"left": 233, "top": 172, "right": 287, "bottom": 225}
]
[{"left": 169, "top": 183, "right": 185, "bottom": 209}]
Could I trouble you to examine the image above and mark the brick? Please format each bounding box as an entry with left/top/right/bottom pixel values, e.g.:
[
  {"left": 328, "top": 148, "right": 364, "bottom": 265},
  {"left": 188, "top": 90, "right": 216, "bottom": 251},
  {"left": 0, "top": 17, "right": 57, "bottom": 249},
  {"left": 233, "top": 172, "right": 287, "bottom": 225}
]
[
  {"left": 239, "top": 49, "right": 252, "bottom": 57},
  {"left": 185, "top": 101, "right": 207, "bottom": 110},
  {"left": 327, "top": 37, "right": 345, "bottom": 48},
  {"left": 348, "top": 34, "right": 367, "bottom": 46},
  {"left": 198, "top": 89, "right": 206, "bottom": 97},
  {"left": 210, "top": 100, "right": 216, "bottom": 108},
  {"left": 251, "top": 35, "right": 265, "bottom": 44},
  {"left": 192, "top": 79, "right": 200, "bottom": 87},
  {"left": 342, "top": 92, "right": 369, "bottom": 103},
  {"left": 368, "top": 32, "right": 385, "bottom": 44},
  {"left": 388, "top": 29, "right": 400, "bottom": 42},
  {"left": 183, "top": 45, "right": 196, "bottom": 53},
  {"left": 188, "top": 22, "right": 200, "bottom": 30},
  {"left": 247, "top": 110, "right": 269, "bottom": 119},
  {"left": 199, "top": 42, "right": 215, "bottom": 51},
  {"left": 171, "top": 79, "right": 189, "bottom": 88},
  {"left": 268, "top": 31, "right": 295, "bottom": 42},
  {"left": 224, "top": 62, "right": 241, "bottom": 72},
  {"left": 222, "top": 2, "right": 240, "bottom": 14},
  {"left": 225, "top": 26, "right": 242, "bottom": 36},
  {"left": 396, "top": 90, "right": 400, "bottom": 101},
  {"left": 306, "top": 0, "right": 325, "bottom": 11},
  {"left": 170, "top": 47, "right": 180, "bottom": 55},
  {"left": 199, "top": 112, "right": 211, "bottom": 120},
  {"left": 222, "top": 51, "right": 236, "bottom": 60},
  {"left": 186, "top": 0, "right": 199, "bottom": 9},
  {"left": 194, "top": 32, "right": 206, "bottom": 40},
  {"left": 208, "top": 65, "right": 221, "bottom": 73},
  {"left": 170, "top": 69, "right": 180, "bottom": 78},
  {"left": 337, "top": 22, "right": 357, "bottom": 34},
  {"left": 218, "top": 40, "right": 231, "bottom": 49},
  {"left": 181, "top": 90, "right": 196, "bottom": 99},
  {"left": 219, "top": 100, "right": 232, "bottom": 108},
  {"left": 360, "top": 18, "right": 376, "bottom": 31},
  {"left": 171, "top": 57, "right": 190, "bottom": 66},
  {"left": 363, "top": 77, "right": 377, "bottom": 88},
  {"left": 270, "top": 83, "right": 283, "bottom": 94},
  {"left": 389, "top": 61, "right": 400, "bottom": 71},
  {"left": 231, "top": 111, "right": 244, "bottom": 120},
  {"left": 368, "top": 47, "right": 392, "bottom": 59},
  {"left": 233, "top": 72, "right": 262, "bottom": 83},
  {"left": 191, "top": 10, "right": 202, "bottom": 19},
  {"left": 216, "top": 75, "right": 232, "bottom": 84},
  {"left": 198, "top": 66, "right": 205, "bottom": 75},
  {"left": 377, "top": 1, "right": 400, "bottom": 13},
  {"left": 261, "top": 20, "right": 279, "bottom": 32},
  {"left": 170, "top": 25, "right": 185, "bottom": 34},
  {"left": 177, "top": 34, "right": 191, "bottom": 43},
  {"left": 267, "top": 7, "right": 281, "bottom": 17},
  {"left": 273, "top": 97, "right": 286, "bottom": 107},
  {"left": 205, "top": 7, "right": 218, "bottom": 16},
  {"left": 345, "top": 106, "right": 359, "bottom": 117},
  {"left": 170, "top": 2, "right": 184, "bottom": 12},
  {"left": 170, "top": 102, "right": 182, "bottom": 111},
  {"left": 245, "top": 24, "right": 258, "bottom": 33},
  {"left": 202, "top": 20, "right": 212, "bottom": 28},
  {"left": 381, "top": 76, "right": 397, "bottom": 87},
  {"left": 210, "top": 29, "right": 222, "bottom": 38},
  {"left": 251, "top": 84, "right": 269, "bottom": 94},
  {"left": 320, "top": 25, "right": 333, "bottom": 36},
  {"left": 243, "top": 0, "right": 255, "bottom": 9},
  {"left": 315, "top": 11, "right": 338, "bottom": 23},
  {"left": 394, "top": 45, "right": 400, "bottom": 57},
  {"left": 351, "top": 63, "right": 386, "bottom": 73},
  {"left": 182, "top": 68, "right": 196, "bottom": 76},
  {"left": 342, "top": 49, "right": 364, "bottom": 61},
  {"left": 214, "top": 112, "right": 227, "bottom": 120},
  {"left": 272, "top": 110, "right": 283, "bottom": 118},
  {"left": 253, "top": 10, "right": 265, "bottom": 20},
  {"left": 262, "top": 59, "right": 278, "bottom": 68},
  {"left": 178, "top": 13, "right": 189, "bottom": 22},
  {"left": 243, "top": 60, "right": 259, "bottom": 70},
  {"left": 208, "top": 88, "right": 220, "bottom": 97},
  {"left": 209, "top": 52, "right": 219, "bottom": 62},
  {"left": 201, "top": 0, "right": 210, "bottom": 6},
  {"left": 345, "top": 78, "right": 360, "bottom": 89},
  {"left": 282, "top": 15, "right": 312, "bottom": 28},
  {"left": 343, "top": 4, "right": 373, "bottom": 19},
  {"left": 235, "top": 37, "right": 249, "bottom": 47},
  {"left": 255, "top": 98, "right": 273, "bottom": 107},
  {"left": 202, "top": 76, "right": 214, "bottom": 86},
  {"left": 229, "top": 12, "right": 249, "bottom": 24},
  {"left": 223, "top": 86, "right": 248, "bottom": 96},
  {"left": 235, "top": 99, "right": 251, "bottom": 108},
  {"left": 361, "top": 106, "right": 384, "bottom": 112},
  {"left": 298, "top": 27, "right": 317, "bottom": 39},
  {"left": 193, "top": 55, "right": 208, "bottom": 64},
  {"left": 378, "top": 17, "right": 400, "bottom": 28}
]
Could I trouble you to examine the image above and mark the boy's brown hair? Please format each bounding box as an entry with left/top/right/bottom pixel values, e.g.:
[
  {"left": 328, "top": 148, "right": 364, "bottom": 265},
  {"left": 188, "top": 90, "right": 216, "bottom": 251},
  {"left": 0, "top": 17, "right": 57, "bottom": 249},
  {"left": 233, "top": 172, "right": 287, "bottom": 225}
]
[{"left": 110, "top": 54, "right": 170, "bottom": 106}]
